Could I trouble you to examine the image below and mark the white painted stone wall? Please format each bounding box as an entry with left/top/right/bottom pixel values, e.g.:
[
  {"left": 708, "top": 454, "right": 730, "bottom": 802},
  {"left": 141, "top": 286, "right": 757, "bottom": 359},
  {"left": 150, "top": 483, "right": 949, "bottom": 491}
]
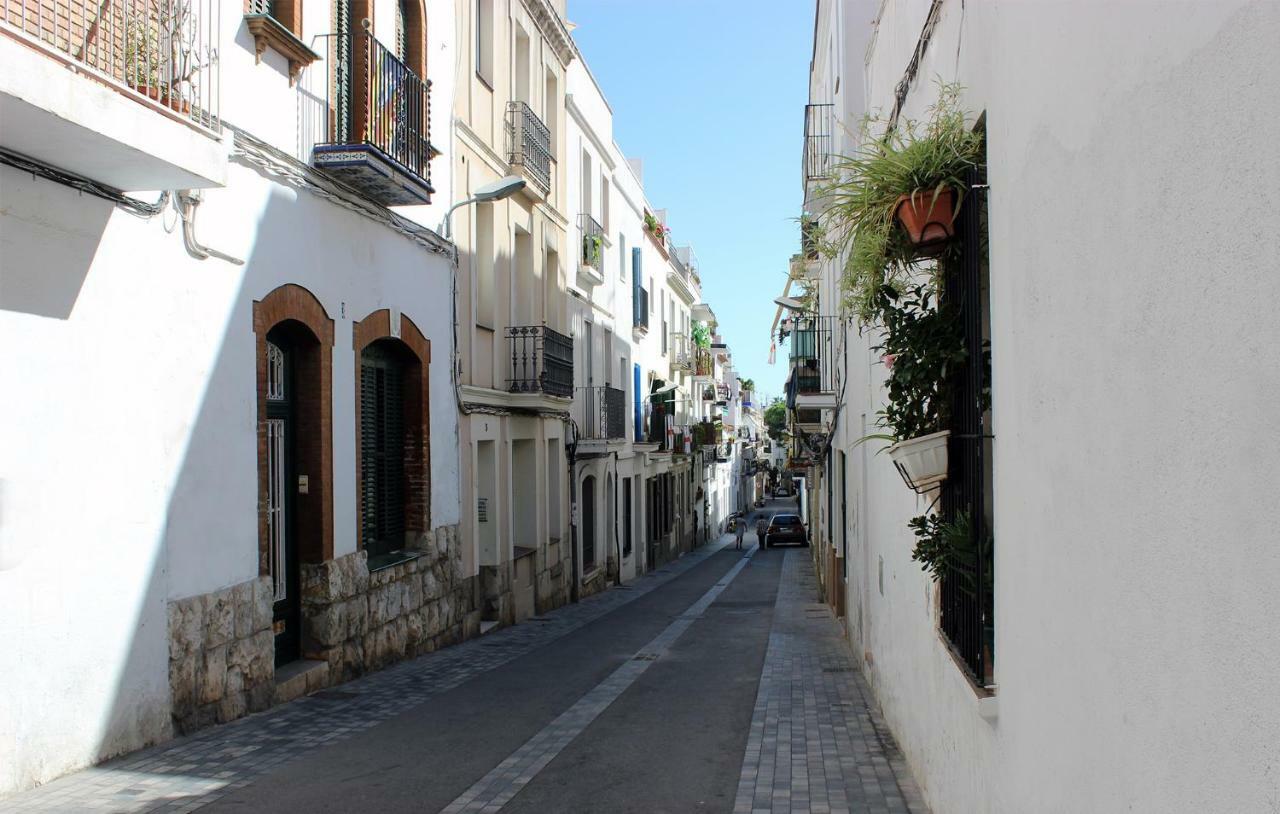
[
  {"left": 810, "top": 1, "right": 1280, "bottom": 812},
  {"left": 0, "top": 0, "right": 460, "bottom": 782}
]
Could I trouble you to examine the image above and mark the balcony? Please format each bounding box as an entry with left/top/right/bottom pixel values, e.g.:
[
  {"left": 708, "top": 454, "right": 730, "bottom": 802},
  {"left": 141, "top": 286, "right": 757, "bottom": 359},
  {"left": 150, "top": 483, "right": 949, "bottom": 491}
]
[
  {"left": 803, "top": 103, "right": 833, "bottom": 200},
  {"left": 309, "top": 30, "right": 433, "bottom": 206},
  {"left": 666, "top": 245, "right": 696, "bottom": 304},
  {"left": 507, "top": 100, "right": 552, "bottom": 195},
  {"left": 669, "top": 332, "right": 693, "bottom": 372},
  {"left": 694, "top": 346, "right": 713, "bottom": 378},
  {"left": 576, "top": 385, "right": 625, "bottom": 442},
  {"left": 0, "top": 0, "right": 225, "bottom": 189},
  {"left": 789, "top": 315, "right": 837, "bottom": 411},
  {"left": 506, "top": 325, "right": 573, "bottom": 398},
  {"left": 577, "top": 212, "right": 604, "bottom": 289}
]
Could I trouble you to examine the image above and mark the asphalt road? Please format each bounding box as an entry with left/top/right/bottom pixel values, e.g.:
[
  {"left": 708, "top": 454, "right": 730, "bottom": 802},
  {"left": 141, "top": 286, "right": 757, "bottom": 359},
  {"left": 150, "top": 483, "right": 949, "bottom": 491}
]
[{"left": 203, "top": 499, "right": 797, "bottom": 814}]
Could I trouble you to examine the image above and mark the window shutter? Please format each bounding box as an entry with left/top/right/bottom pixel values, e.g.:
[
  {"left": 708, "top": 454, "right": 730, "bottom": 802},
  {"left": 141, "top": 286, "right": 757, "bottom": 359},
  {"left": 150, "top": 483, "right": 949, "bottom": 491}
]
[
  {"left": 632, "top": 247, "right": 642, "bottom": 325},
  {"left": 361, "top": 344, "right": 407, "bottom": 559}
]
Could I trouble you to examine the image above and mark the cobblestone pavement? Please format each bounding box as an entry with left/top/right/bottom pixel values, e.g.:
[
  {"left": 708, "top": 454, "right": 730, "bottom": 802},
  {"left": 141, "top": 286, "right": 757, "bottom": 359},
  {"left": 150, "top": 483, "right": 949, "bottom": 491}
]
[
  {"left": 734, "top": 550, "right": 929, "bottom": 814},
  {"left": 0, "top": 541, "right": 731, "bottom": 814}
]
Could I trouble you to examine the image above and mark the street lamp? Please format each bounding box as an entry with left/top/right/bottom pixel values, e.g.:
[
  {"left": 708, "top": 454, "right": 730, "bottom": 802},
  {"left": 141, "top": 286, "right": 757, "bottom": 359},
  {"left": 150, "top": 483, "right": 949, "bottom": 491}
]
[
  {"left": 440, "top": 175, "right": 526, "bottom": 240},
  {"left": 773, "top": 296, "right": 809, "bottom": 312}
]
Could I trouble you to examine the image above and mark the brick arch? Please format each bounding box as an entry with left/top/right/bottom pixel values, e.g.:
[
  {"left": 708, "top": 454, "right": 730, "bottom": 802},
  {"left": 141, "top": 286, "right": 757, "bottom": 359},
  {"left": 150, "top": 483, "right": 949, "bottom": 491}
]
[
  {"left": 353, "top": 309, "right": 432, "bottom": 555},
  {"left": 397, "top": 0, "right": 427, "bottom": 79},
  {"left": 253, "top": 284, "right": 335, "bottom": 572}
]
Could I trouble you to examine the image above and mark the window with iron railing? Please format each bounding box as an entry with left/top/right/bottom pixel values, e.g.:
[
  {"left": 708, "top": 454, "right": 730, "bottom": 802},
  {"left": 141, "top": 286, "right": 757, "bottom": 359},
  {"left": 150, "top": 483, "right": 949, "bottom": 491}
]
[
  {"left": 506, "top": 325, "right": 573, "bottom": 397},
  {"left": 939, "top": 159, "right": 995, "bottom": 689},
  {"left": 312, "top": 28, "right": 432, "bottom": 183},
  {"left": 507, "top": 100, "right": 552, "bottom": 192},
  {"left": 579, "top": 213, "right": 604, "bottom": 270},
  {"left": 789, "top": 316, "right": 836, "bottom": 394},
  {"left": 803, "top": 102, "right": 834, "bottom": 187},
  {"left": 577, "top": 385, "right": 626, "bottom": 440}
]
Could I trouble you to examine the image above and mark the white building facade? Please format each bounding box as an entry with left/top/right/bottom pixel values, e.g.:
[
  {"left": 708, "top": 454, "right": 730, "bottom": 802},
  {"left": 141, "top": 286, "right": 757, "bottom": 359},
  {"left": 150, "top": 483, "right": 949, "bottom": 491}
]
[
  {"left": 1, "top": 0, "right": 469, "bottom": 794},
  {"left": 792, "top": 1, "right": 1280, "bottom": 812}
]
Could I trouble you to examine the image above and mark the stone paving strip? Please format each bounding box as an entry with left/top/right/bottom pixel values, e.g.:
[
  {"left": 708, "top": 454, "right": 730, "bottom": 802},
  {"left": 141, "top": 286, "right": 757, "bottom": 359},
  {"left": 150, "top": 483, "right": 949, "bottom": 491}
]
[
  {"left": 439, "top": 546, "right": 759, "bottom": 814},
  {"left": 734, "top": 550, "right": 930, "bottom": 814},
  {"left": 0, "top": 540, "right": 736, "bottom": 814}
]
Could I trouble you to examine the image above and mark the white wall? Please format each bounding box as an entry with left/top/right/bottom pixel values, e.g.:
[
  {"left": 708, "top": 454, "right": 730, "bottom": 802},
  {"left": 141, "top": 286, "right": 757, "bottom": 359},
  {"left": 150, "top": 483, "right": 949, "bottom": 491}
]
[
  {"left": 818, "top": 1, "right": 1280, "bottom": 812},
  {"left": 0, "top": 147, "right": 459, "bottom": 798}
]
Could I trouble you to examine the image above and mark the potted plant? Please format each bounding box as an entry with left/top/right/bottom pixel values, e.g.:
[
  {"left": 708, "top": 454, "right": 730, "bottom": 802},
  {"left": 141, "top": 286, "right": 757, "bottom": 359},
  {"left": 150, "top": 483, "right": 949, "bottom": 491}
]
[
  {"left": 861, "top": 283, "right": 965, "bottom": 490},
  {"left": 643, "top": 212, "right": 669, "bottom": 244},
  {"left": 126, "top": 0, "right": 206, "bottom": 115},
  {"left": 816, "top": 83, "right": 983, "bottom": 326},
  {"left": 581, "top": 232, "right": 603, "bottom": 269}
]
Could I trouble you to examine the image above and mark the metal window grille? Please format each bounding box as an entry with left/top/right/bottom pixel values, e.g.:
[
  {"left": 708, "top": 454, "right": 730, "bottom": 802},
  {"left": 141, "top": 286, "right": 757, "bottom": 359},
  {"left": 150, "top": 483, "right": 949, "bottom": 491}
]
[
  {"left": 506, "top": 325, "right": 574, "bottom": 397},
  {"left": 267, "top": 418, "right": 287, "bottom": 602},
  {"left": 506, "top": 100, "right": 552, "bottom": 192},
  {"left": 360, "top": 344, "right": 407, "bottom": 560},
  {"left": 802, "top": 103, "right": 834, "bottom": 186},
  {"left": 577, "top": 385, "right": 626, "bottom": 440},
  {"left": 266, "top": 341, "right": 285, "bottom": 400},
  {"left": 940, "top": 163, "right": 994, "bottom": 686}
]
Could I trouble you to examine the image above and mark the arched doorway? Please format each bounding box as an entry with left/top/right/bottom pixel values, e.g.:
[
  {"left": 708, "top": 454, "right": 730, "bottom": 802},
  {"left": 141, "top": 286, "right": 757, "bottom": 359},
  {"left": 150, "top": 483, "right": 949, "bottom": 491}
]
[
  {"left": 254, "top": 284, "right": 334, "bottom": 669},
  {"left": 581, "top": 475, "right": 596, "bottom": 572},
  {"left": 262, "top": 319, "right": 325, "bottom": 667}
]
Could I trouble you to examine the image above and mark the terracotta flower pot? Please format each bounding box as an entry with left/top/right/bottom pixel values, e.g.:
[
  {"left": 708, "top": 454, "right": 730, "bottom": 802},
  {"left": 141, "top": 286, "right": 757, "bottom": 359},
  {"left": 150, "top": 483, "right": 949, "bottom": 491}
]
[{"left": 895, "top": 187, "right": 957, "bottom": 252}]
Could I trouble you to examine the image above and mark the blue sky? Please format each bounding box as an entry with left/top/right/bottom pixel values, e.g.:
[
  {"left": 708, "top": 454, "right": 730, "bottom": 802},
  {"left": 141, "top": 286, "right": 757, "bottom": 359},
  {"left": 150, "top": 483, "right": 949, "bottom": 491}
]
[{"left": 568, "top": 0, "right": 815, "bottom": 405}]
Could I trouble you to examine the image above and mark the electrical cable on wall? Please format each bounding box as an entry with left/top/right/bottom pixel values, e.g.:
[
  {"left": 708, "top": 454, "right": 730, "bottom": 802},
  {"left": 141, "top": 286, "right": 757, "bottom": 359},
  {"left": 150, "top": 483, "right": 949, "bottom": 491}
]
[{"left": 0, "top": 147, "right": 168, "bottom": 218}]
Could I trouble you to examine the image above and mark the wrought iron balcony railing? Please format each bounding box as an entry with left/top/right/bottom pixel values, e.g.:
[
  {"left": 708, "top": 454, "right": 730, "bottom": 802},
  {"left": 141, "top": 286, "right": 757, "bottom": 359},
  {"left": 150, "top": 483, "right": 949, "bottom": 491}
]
[
  {"left": 694, "top": 346, "right": 713, "bottom": 377},
  {"left": 579, "top": 212, "right": 603, "bottom": 269},
  {"left": 577, "top": 385, "right": 625, "bottom": 440},
  {"left": 506, "top": 325, "right": 573, "bottom": 398},
  {"left": 803, "top": 103, "right": 834, "bottom": 187},
  {"left": 507, "top": 100, "right": 552, "bottom": 193},
  {"left": 790, "top": 315, "right": 836, "bottom": 394},
  {"left": 2, "top": 0, "right": 221, "bottom": 130},
  {"left": 310, "top": 29, "right": 432, "bottom": 205}
]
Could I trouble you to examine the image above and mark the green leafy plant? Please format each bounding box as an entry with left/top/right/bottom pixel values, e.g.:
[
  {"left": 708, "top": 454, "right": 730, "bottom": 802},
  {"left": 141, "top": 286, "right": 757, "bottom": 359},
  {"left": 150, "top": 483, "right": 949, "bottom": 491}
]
[
  {"left": 643, "top": 212, "right": 669, "bottom": 242},
  {"left": 763, "top": 398, "right": 788, "bottom": 443},
  {"left": 581, "top": 232, "right": 603, "bottom": 268},
  {"left": 816, "top": 82, "right": 983, "bottom": 326},
  {"left": 691, "top": 322, "right": 711, "bottom": 349},
  {"left": 740, "top": 378, "right": 755, "bottom": 392},
  {"left": 862, "top": 283, "right": 965, "bottom": 445},
  {"left": 909, "top": 510, "right": 992, "bottom": 598}
]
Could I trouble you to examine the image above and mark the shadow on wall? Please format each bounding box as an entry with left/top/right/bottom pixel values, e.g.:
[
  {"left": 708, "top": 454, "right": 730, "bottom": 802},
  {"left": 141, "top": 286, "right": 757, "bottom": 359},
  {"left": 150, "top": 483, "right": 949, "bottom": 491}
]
[
  {"left": 88, "top": 185, "right": 314, "bottom": 768},
  {"left": 0, "top": 165, "right": 113, "bottom": 320}
]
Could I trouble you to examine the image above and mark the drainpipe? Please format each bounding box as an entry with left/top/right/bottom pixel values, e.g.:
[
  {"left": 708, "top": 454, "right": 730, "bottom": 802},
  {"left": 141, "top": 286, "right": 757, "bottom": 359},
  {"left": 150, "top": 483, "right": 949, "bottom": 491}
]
[
  {"left": 566, "top": 431, "right": 579, "bottom": 604},
  {"left": 175, "top": 190, "right": 244, "bottom": 265}
]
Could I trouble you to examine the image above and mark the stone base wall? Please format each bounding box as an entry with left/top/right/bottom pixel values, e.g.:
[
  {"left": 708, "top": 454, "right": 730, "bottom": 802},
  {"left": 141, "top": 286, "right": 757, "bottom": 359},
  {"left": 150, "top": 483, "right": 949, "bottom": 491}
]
[
  {"left": 300, "top": 524, "right": 478, "bottom": 683},
  {"left": 167, "top": 577, "right": 275, "bottom": 735},
  {"left": 535, "top": 539, "right": 569, "bottom": 613}
]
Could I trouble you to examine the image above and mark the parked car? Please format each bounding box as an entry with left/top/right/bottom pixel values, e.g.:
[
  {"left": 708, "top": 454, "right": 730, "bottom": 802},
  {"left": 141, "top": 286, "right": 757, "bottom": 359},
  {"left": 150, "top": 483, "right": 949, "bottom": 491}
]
[{"left": 765, "top": 513, "right": 807, "bottom": 547}]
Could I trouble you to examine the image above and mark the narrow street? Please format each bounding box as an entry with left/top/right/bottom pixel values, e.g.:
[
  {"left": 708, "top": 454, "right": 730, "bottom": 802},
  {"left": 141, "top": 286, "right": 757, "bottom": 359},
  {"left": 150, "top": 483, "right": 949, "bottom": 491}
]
[{"left": 0, "top": 499, "right": 925, "bottom": 814}]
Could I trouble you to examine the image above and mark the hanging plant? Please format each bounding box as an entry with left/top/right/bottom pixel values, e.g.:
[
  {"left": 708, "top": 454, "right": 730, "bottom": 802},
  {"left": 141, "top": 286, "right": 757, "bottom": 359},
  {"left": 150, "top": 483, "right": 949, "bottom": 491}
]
[{"left": 816, "top": 82, "right": 983, "bottom": 326}]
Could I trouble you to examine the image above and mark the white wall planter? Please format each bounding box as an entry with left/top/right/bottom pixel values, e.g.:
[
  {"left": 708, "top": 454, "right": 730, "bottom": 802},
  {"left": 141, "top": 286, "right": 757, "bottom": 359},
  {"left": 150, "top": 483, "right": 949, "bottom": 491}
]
[{"left": 888, "top": 430, "right": 950, "bottom": 492}]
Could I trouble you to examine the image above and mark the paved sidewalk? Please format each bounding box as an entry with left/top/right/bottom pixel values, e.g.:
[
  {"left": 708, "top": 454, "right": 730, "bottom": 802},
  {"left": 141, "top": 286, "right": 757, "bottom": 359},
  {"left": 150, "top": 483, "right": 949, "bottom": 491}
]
[
  {"left": 734, "top": 550, "right": 929, "bottom": 814},
  {"left": 0, "top": 541, "right": 731, "bottom": 814}
]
